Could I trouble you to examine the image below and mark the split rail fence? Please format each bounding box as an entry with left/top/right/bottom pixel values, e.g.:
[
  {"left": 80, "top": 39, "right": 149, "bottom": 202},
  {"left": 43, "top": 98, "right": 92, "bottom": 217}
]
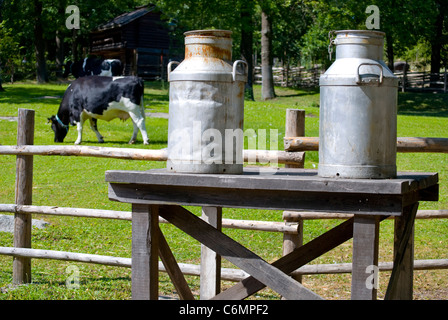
[
  {"left": 0, "top": 108, "right": 447, "bottom": 297},
  {"left": 396, "top": 70, "right": 448, "bottom": 93},
  {"left": 254, "top": 66, "right": 322, "bottom": 88},
  {"left": 254, "top": 65, "right": 447, "bottom": 93}
]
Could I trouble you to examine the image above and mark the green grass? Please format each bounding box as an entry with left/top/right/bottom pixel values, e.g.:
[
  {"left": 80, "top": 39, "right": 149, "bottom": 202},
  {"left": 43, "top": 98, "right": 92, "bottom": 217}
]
[{"left": 0, "top": 81, "right": 447, "bottom": 300}]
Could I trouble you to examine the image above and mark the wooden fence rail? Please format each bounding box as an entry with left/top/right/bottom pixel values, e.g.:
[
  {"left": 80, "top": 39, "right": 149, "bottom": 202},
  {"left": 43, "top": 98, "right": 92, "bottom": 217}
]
[
  {"left": 396, "top": 71, "right": 447, "bottom": 93},
  {"left": 1, "top": 246, "right": 447, "bottom": 283},
  {"left": 284, "top": 136, "right": 448, "bottom": 153},
  {"left": 254, "top": 64, "right": 447, "bottom": 93},
  {"left": 0, "top": 145, "right": 304, "bottom": 166},
  {"left": 0, "top": 204, "right": 298, "bottom": 234},
  {"left": 254, "top": 66, "right": 322, "bottom": 87}
]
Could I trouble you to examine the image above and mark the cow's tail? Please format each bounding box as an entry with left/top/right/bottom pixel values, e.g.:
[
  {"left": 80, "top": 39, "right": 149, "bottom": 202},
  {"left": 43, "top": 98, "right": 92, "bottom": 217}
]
[
  {"left": 138, "top": 77, "right": 145, "bottom": 118},
  {"left": 141, "top": 94, "right": 145, "bottom": 119}
]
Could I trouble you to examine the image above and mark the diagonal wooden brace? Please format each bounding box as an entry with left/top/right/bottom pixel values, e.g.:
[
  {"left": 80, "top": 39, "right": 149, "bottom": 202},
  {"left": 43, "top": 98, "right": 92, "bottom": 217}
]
[
  {"left": 158, "top": 205, "right": 322, "bottom": 300},
  {"left": 158, "top": 225, "right": 195, "bottom": 300},
  {"left": 213, "top": 216, "right": 357, "bottom": 300},
  {"left": 385, "top": 202, "right": 419, "bottom": 300}
]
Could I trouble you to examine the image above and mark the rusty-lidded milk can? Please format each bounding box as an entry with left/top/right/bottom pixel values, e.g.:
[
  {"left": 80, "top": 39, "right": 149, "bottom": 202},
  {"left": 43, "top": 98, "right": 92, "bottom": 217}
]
[
  {"left": 167, "top": 30, "right": 248, "bottom": 174},
  {"left": 318, "top": 30, "right": 398, "bottom": 179}
]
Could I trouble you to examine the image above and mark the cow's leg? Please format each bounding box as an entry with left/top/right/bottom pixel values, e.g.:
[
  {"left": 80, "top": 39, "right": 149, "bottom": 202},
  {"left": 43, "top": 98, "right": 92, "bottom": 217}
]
[
  {"left": 89, "top": 118, "right": 104, "bottom": 143},
  {"left": 126, "top": 99, "right": 149, "bottom": 145},
  {"left": 129, "top": 120, "right": 139, "bottom": 145},
  {"left": 74, "top": 113, "right": 87, "bottom": 145},
  {"left": 128, "top": 113, "right": 149, "bottom": 145}
]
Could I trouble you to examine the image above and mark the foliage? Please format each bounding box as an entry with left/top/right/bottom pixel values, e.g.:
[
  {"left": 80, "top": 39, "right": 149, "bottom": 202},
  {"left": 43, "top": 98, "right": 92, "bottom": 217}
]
[
  {"left": 1, "top": 0, "right": 446, "bottom": 80},
  {"left": 0, "top": 21, "right": 23, "bottom": 83}
]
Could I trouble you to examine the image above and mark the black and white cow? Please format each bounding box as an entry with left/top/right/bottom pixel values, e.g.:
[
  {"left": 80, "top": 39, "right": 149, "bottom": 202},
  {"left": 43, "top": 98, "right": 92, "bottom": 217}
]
[
  {"left": 49, "top": 76, "right": 149, "bottom": 145},
  {"left": 63, "top": 58, "right": 123, "bottom": 78}
]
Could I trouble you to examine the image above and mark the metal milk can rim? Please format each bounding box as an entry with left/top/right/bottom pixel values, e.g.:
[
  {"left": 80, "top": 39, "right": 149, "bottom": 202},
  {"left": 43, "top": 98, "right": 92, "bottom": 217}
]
[
  {"left": 322, "top": 30, "right": 397, "bottom": 87},
  {"left": 168, "top": 29, "right": 247, "bottom": 83}
]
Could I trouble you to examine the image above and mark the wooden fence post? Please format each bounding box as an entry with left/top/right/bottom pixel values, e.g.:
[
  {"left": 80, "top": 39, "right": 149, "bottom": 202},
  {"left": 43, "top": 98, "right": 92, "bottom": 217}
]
[
  {"left": 285, "top": 109, "right": 305, "bottom": 169},
  {"left": 283, "top": 109, "right": 305, "bottom": 284},
  {"left": 13, "top": 108, "right": 34, "bottom": 285}
]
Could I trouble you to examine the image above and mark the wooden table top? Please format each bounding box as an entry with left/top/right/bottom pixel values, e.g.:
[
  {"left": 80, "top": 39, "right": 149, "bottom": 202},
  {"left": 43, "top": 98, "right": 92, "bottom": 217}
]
[{"left": 106, "top": 168, "right": 439, "bottom": 215}]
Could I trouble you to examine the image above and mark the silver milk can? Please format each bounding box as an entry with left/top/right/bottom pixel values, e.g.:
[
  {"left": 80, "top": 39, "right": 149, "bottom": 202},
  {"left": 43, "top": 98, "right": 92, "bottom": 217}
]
[
  {"left": 167, "top": 30, "right": 248, "bottom": 174},
  {"left": 318, "top": 30, "right": 398, "bottom": 179}
]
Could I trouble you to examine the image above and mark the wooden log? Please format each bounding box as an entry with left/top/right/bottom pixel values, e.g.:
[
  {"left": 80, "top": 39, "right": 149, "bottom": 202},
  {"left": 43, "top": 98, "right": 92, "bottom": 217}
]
[
  {"left": 290, "top": 259, "right": 448, "bottom": 276},
  {"left": 283, "top": 210, "right": 448, "bottom": 221},
  {"left": 0, "top": 204, "right": 133, "bottom": 220},
  {"left": 285, "top": 109, "right": 305, "bottom": 169},
  {"left": 0, "top": 145, "right": 169, "bottom": 161},
  {"left": 13, "top": 109, "right": 34, "bottom": 285},
  {"left": 1, "top": 246, "right": 447, "bottom": 280},
  {"left": 397, "top": 137, "right": 448, "bottom": 153},
  {"left": 0, "top": 204, "right": 298, "bottom": 233},
  {"left": 284, "top": 137, "right": 448, "bottom": 153},
  {"left": 244, "top": 149, "right": 305, "bottom": 165},
  {"left": 284, "top": 137, "right": 319, "bottom": 152},
  {"left": 0, "top": 145, "right": 304, "bottom": 165},
  {"left": 0, "top": 246, "right": 131, "bottom": 267}
]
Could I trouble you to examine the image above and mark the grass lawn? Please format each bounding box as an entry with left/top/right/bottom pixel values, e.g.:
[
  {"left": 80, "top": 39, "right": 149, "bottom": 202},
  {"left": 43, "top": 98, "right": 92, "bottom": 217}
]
[{"left": 0, "top": 81, "right": 447, "bottom": 300}]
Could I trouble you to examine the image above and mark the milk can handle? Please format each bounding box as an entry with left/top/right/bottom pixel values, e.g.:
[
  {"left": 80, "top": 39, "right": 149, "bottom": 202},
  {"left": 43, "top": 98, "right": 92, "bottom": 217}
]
[
  {"left": 233, "top": 60, "right": 248, "bottom": 82},
  {"left": 356, "top": 63, "right": 383, "bottom": 85},
  {"left": 167, "top": 61, "right": 180, "bottom": 81}
]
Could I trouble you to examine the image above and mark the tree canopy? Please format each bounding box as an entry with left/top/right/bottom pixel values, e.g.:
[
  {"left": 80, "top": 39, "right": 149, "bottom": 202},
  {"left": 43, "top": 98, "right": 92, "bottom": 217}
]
[{"left": 0, "top": 0, "right": 446, "bottom": 84}]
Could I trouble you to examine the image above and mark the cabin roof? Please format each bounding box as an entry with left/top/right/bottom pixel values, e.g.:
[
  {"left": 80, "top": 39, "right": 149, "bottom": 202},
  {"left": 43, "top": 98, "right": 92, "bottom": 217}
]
[{"left": 95, "top": 5, "right": 155, "bottom": 31}]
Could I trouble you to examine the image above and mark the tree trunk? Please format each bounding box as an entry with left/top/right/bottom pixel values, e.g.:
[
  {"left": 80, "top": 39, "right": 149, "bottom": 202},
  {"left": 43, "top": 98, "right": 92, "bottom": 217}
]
[
  {"left": 240, "top": 0, "right": 254, "bottom": 101},
  {"left": 385, "top": 33, "right": 395, "bottom": 72},
  {"left": 33, "top": 0, "right": 48, "bottom": 83},
  {"left": 55, "top": 31, "right": 65, "bottom": 78},
  {"left": 430, "top": 2, "right": 444, "bottom": 80},
  {"left": 72, "top": 29, "right": 79, "bottom": 62},
  {"left": 261, "top": 8, "right": 275, "bottom": 100}
]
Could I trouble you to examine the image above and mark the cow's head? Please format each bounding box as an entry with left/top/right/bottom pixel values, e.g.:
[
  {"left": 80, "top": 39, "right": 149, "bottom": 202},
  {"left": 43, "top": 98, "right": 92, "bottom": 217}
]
[{"left": 48, "top": 115, "right": 69, "bottom": 143}]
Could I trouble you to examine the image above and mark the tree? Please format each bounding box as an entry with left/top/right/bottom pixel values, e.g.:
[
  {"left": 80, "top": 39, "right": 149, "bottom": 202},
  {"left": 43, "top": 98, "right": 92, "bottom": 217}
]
[
  {"left": 240, "top": 0, "right": 255, "bottom": 100},
  {"left": 155, "top": 0, "right": 256, "bottom": 98},
  {"left": 34, "top": 0, "right": 48, "bottom": 83},
  {"left": 0, "top": 21, "right": 23, "bottom": 86},
  {"left": 272, "top": 1, "right": 311, "bottom": 86},
  {"left": 0, "top": 0, "right": 146, "bottom": 82},
  {"left": 430, "top": 0, "right": 448, "bottom": 75},
  {"left": 260, "top": 0, "right": 276, "bottom": 100}
]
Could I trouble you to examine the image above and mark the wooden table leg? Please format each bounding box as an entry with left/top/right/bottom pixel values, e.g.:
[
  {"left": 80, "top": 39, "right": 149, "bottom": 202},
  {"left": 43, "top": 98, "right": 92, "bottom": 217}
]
[
  {"left": 200, "top": 206, "right": 222, "bottom": 300},
  {"left": 351, "top": 215, "right": 380, "bottom": 300},
  {"left": 386, "top": 202, "right": 418, "bottom": 300},
  {"left": 132, "top": 204, "right": 159, "bottom": 300}
]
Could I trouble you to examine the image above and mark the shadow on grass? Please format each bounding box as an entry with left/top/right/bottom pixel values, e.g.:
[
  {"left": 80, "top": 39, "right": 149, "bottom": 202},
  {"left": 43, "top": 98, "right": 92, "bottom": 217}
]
[
  {"left": 274, "top": 87, "right": 320, "bottom": 98},
  {"left": 0, "top": 86, "right": 66, "bottom": 106},
  {"left": 0, "top": 82, "right": 169, "bottom": 107},
  {"left": 77, "top": 140, "right": 168, "bottom": 146},
  {"left": 398, "top": 92, "right": 448, "bottom": 118}
]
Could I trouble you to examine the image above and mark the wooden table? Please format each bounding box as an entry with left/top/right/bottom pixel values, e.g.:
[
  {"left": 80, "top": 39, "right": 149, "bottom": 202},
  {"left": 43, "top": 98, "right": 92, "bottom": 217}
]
[{"left": 106, "top": 168, "right": 438, "bottom": 300}]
